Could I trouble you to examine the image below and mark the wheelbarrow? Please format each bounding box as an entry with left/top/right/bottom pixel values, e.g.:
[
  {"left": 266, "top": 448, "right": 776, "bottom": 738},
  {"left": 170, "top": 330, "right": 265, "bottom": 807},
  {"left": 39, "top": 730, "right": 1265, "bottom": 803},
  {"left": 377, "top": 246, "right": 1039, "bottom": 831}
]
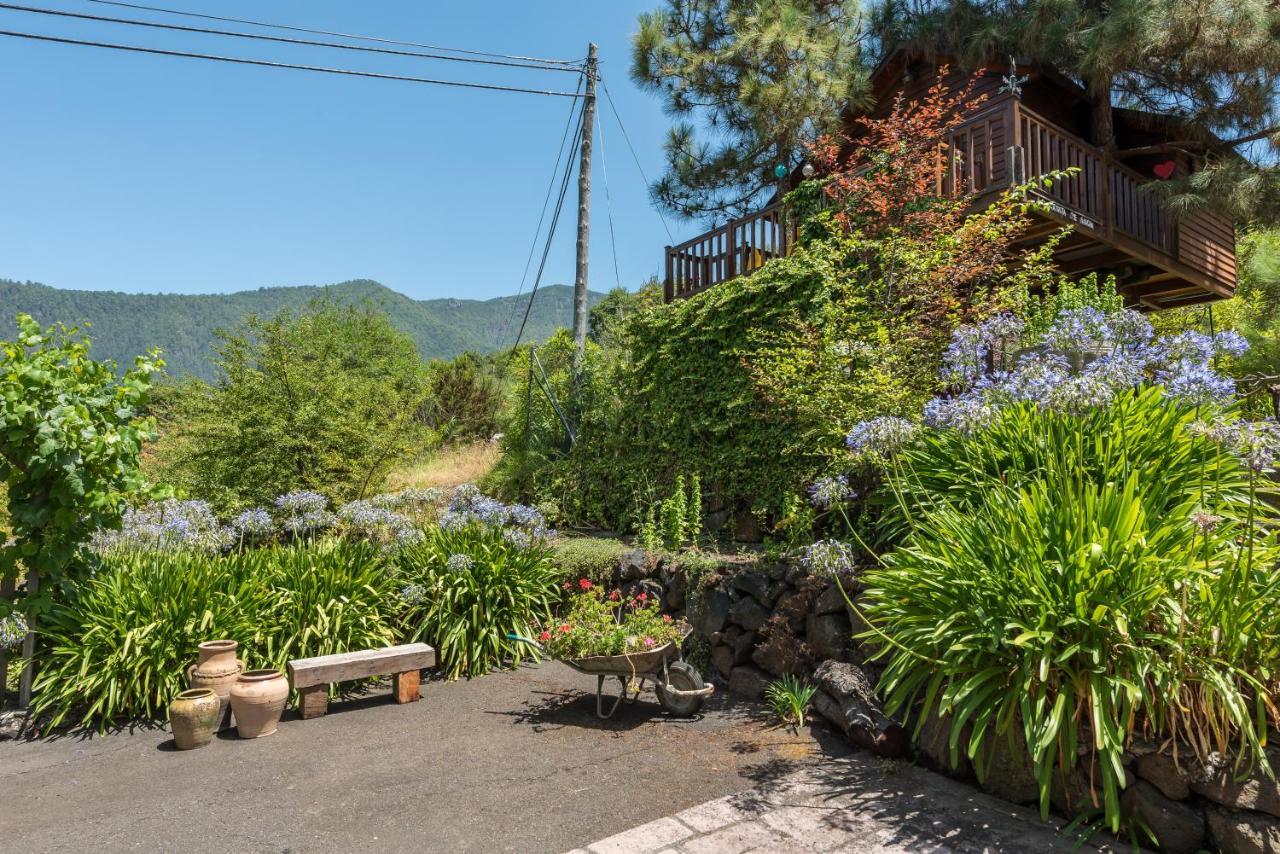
[{"left": 512, "top": 633, "right": 715, "bottom": 719}]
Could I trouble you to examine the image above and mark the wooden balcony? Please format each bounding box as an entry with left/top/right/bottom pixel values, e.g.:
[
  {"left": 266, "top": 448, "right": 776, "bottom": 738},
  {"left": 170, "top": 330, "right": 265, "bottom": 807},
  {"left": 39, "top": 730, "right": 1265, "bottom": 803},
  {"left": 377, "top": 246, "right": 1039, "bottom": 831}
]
[{"left": 663, "top": 97, "right": 1237, "bottom": 308}]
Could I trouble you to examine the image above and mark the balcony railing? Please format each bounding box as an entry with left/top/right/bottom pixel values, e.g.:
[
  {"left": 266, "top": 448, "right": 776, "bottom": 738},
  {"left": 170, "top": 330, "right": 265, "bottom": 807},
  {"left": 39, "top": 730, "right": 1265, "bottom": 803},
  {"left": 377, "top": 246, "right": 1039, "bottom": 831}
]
[{"left": 664, "top": 97, "right": 1235, "bottom": 301}]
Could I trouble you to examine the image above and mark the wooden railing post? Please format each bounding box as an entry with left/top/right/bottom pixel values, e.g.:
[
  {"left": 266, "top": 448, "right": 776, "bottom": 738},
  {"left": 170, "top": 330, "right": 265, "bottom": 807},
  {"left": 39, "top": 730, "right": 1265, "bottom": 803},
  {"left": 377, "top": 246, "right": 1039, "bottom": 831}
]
[
  {"left": 1102, "top": 154, "right": 1115, "bottom": 238},
  {"left": 725, "top": 222, "right": 737, "bottom": 282},
  {"left": 663, "top": 246, "right": 674, "bottom": 302}
]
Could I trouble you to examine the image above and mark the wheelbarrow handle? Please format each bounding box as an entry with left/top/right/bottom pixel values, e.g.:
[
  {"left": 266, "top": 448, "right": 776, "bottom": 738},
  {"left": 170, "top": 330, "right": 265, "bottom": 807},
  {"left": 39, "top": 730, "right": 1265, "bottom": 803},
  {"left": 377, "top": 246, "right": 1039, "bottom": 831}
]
[{"left": 507, "top": 633, "right": 543, "bottom": 650}]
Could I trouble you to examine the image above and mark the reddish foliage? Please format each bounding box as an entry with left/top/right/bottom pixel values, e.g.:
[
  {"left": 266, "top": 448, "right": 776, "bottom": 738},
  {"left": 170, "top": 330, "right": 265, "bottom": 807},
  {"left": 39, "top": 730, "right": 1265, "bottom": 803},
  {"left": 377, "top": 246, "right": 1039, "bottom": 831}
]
[{"left": 801, "top": 67, "right": 1035, "bottom": 334}]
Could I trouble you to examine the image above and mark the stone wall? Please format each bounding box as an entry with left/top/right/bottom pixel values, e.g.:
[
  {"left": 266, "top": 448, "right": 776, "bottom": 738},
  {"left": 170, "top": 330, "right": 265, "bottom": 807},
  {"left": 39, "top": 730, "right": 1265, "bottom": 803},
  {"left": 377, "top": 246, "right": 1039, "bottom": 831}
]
[{"left": 610, "top": 549, "right": 1280, "bottom": 854}]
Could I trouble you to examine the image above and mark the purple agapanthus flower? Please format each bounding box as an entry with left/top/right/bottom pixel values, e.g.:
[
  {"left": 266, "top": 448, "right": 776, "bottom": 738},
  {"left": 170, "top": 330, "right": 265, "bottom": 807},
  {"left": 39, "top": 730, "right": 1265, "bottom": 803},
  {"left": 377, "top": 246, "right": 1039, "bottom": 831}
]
[
  {"left": 231, "top": 507, "right": 274, "bottom": 538},
  {"left": 846, "top": 416, "right": 920, "bottom": 456},
  {"left": 0, "top": 612, "right": 28, "bottom": 649},
  {"left": 1157, "top": 359, "right": 1236, "bottom": 406},
  {"left": 799, "top": 539, "right": 857, "bottom": 576},
  {"left": 808, "top": 475, "right": 853, "bottom": 509}
]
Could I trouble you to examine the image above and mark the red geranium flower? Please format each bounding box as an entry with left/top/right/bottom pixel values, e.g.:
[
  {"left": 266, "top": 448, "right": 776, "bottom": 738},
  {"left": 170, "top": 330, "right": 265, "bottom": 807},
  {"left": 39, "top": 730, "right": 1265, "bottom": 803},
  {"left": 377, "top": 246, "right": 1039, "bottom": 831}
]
[
  {"left": 637, "top": 592, "right": 648, "bottom": 602},
  {"left": 558, "top": 623, "right": 572, "bottom": 633},
  {"left": 538, "top": 630, "right": 552, "bottom": 642},
  {"left": 608, "top": 590, "right": 620, "bottom": 601},
  {"left": 578, "top": 578, "right": 592, "bottom": 590}
]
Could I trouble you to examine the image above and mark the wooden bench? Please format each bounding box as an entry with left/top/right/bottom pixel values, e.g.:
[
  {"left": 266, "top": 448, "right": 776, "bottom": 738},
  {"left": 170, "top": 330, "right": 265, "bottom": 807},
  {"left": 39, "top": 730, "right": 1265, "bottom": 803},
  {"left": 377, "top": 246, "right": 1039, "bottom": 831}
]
[{"left": 286, "top": 643, "right": 436, "bottom": 720}]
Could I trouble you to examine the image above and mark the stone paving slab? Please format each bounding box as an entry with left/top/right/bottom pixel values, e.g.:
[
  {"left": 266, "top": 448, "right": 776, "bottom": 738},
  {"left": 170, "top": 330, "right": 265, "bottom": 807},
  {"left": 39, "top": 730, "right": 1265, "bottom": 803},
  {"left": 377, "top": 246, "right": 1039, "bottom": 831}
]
[{"left": 570, "top": 754, "right": 1112, "bottom": 854}]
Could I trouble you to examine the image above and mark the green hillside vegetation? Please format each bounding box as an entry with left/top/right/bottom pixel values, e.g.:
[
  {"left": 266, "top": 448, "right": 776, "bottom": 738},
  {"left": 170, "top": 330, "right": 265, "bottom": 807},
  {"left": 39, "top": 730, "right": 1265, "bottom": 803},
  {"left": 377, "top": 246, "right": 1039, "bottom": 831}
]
[{"left": 0, "top": 278, "right": 604, "bottom": 378}]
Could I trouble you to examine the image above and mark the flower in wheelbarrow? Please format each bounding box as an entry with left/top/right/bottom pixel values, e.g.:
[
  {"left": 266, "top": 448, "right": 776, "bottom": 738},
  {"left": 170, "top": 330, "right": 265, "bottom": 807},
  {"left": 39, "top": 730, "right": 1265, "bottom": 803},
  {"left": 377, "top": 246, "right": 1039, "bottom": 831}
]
[
  {"left": 662, "top": 614, "right": 673, "bottom": 624},
  {"left": 643, "top": 637, "right": 655, "bottom": 648},
  {"left": 608, "top": 590, "right": 620, "bottom": 601}
]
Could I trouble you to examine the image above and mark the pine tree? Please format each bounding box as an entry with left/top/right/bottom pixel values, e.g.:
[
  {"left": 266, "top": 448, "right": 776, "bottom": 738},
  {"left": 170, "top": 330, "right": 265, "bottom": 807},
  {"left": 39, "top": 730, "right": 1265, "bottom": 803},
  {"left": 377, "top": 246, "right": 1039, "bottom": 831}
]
[
  {"left": 632, "top": 0, "right": 871, "bottom": 223},
  {"left": 871, "top": 0, "right": 1280, "bottom": 224}
]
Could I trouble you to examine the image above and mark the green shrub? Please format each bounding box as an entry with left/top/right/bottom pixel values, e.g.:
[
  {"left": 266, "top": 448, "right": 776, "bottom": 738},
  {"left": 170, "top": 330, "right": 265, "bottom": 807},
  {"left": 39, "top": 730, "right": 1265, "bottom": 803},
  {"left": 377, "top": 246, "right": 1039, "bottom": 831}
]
[
  {"left": 551, "top": 537, "right": 630, "bottom": 587},
  {"left": 31, "top": 542, "right": 398, "bottom": 730},
  {"left": 395, "top": 523, "right": 560, "bottom": 678},
  {"left": 862, "top": 396, "right": 1280, "bottom": 829},
  {"left": 148, "top": 297, "right": 430, "bottom": 509}
]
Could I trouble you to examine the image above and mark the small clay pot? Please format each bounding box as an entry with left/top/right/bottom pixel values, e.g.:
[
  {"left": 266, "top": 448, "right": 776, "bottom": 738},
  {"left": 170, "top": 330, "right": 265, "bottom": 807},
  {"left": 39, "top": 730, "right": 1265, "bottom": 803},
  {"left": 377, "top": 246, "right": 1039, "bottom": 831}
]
[
  {"left": 188, "top": 639, "right": 243, "bottom": 730},
  {"left": 169, "top": 688, "right": 221, "bottom": 750},
  {"left": 229, "top": 669, "right": 289, "bottom": 739}
]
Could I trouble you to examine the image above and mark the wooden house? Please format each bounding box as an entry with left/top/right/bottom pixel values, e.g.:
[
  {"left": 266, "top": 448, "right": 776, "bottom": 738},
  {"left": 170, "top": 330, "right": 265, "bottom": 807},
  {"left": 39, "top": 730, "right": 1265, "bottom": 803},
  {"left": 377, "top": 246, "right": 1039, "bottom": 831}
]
[{"left": 663, "top": 54, "right": 1238, "bottom": 308}]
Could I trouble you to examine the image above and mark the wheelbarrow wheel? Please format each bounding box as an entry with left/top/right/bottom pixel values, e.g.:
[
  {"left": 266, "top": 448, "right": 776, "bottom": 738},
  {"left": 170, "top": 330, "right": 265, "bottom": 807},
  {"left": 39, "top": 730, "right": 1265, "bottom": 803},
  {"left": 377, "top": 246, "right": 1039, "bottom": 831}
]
[{"left": 656, "top": 661, "right": 707, "bottom": 717}]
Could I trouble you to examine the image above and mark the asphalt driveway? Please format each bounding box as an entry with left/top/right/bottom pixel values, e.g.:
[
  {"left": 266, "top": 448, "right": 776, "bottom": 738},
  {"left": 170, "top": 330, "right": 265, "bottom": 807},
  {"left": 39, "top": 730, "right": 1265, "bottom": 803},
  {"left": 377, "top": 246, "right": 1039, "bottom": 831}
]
[{"left": 1, "top": 662, "right": 847, "bottom": 853}]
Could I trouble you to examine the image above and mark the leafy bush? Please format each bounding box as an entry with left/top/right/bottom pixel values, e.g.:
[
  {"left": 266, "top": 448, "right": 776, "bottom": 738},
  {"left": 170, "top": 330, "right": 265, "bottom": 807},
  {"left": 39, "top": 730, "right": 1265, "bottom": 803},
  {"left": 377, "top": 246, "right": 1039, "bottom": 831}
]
[
  {"left": 395, "top": 521, "right": 560, "bottom": 679},
  {"left": 536, "top": 584, "right": 684, "bottom": 659},
  {"left": 418, "top": 351, "right": 504, "bottom": 444},
  {"left": 0, "top": 313, "right": 161, "bottom": 615},
  {"left": 147, "top": 297, "right": 430, "bottom": 509},
  {"left": 551, "top": 537, "right": 631, "bottom": 587},
  {"left": 31, "top": 542, "right": 398, "bottom": 730}
]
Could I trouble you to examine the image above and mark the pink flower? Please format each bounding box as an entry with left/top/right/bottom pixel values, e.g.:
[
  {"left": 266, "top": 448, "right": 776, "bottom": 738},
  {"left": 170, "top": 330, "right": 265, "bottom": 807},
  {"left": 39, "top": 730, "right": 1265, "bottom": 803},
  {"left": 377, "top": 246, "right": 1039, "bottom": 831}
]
[
  {"left": 637, "top": 592, "right": 648, "bottom": 603},
  {"left": 643, "top": 637, "right": 655, "bottom": 648},
  {"left": 662, "top": 614, "right": 672, "bottom": 624}
]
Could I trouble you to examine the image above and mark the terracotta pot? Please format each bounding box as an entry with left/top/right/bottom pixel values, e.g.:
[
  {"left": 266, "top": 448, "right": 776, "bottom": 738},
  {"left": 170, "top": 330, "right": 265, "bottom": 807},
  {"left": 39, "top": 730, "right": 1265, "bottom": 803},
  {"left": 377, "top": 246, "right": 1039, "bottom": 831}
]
[
  {"left": 169, "top": 688, "right": 221, "bottom": 750},
  {"left": 229, "top": 669, "right": 289, "bottom": 739},
  {"left": 187, "top": 640, "right": 243, "bottom": 730}
]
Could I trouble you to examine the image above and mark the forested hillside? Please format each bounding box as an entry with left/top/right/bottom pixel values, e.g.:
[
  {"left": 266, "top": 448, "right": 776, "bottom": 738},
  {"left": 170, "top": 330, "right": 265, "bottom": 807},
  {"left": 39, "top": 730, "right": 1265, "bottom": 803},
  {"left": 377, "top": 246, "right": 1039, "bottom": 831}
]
[{"left": 0, "top": 279, "right": 602, "bottom": 378}]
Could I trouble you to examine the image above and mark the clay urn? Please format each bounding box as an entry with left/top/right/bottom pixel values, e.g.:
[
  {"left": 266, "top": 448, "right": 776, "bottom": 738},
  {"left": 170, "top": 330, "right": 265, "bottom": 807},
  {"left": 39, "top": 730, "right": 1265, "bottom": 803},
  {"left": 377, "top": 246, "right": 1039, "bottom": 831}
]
[
  {"left": 169, "top": 688, "right": 221, "bottom": 750},
  {"left": 187, "top": 639, "right": 243, "bottom": 729},
  {"left": 229, "top": 669, "right": 289, "bottom": 738}
]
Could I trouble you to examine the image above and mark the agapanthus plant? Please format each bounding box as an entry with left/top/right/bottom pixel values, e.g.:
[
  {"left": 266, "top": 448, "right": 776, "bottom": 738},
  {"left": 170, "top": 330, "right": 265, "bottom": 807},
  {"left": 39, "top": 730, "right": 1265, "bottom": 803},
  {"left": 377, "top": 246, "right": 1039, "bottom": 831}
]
[
  {"left": 275, "top": 490, "right": 337, "bottom": 536},
  {"left": 817, "top": 304, "right": 1280, "bottom": 834},
  {"left": 440, "top": 483, "right": 555, "bottom": 541},
  {"left": 91, "top": 498, "right": 233, "bottom": 554},
  {"left": 336, "top": 499, "right": 423, "bottom": 551}
]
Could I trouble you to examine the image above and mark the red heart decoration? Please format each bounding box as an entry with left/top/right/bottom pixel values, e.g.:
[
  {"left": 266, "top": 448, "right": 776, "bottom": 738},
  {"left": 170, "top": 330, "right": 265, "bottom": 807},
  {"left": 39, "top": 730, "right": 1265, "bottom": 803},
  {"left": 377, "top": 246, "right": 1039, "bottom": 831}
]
[{"left": 1154, "top": 160, "right": 1176, "bottom": 180}]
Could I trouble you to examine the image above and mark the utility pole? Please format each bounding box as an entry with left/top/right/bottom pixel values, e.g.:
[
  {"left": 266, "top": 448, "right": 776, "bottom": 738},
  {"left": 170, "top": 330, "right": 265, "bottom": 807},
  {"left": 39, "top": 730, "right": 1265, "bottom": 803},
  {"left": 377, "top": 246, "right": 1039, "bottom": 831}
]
[{"left": 572, "top": 42, "right": 598, "bottom": 360}]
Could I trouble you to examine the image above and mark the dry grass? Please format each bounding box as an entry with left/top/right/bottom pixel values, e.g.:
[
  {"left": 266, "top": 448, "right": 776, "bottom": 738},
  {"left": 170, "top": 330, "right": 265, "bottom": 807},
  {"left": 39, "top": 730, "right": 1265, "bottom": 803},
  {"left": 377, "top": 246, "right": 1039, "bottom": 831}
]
[{"left": 384, "top": 441, "right": 502, "bottom": 494}]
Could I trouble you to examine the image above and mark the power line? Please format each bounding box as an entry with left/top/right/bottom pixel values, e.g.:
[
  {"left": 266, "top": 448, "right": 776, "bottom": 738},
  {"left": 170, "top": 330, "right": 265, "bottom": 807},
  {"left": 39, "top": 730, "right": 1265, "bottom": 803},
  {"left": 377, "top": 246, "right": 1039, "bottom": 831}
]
[
  {"left": 0, "top": 3, "right": 582, "bottom": 72},
  {"left": 600, "top": 78, "right": 675, "bottom": 243},
  {"left": 512, "top": 110, "right": 583, "bottom": 350},
  {"left": 0, "top": 29, "right": 585, "bottom": 96},
  {"left": 498, "top": 74, "right": 585, "bottom": 346},
  {"left": 86, "top": 0, "right": 582, "bottom": 66},
  {"left": 596, "top": 108, "right": 623, "bottom": 289}
]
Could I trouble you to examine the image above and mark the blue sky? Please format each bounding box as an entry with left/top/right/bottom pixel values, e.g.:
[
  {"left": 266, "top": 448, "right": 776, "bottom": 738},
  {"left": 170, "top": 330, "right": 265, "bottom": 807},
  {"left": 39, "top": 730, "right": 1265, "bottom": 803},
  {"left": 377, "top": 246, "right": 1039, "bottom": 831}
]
[{"left": 0, "top": 1, "right": 689, "bottom": 299}]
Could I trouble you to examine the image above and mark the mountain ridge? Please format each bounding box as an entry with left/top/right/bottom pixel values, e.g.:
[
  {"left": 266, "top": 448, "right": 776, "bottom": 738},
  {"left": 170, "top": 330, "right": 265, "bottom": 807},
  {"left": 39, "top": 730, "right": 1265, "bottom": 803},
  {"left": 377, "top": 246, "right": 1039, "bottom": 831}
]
[{"left": 0, "top": 278, "right": 604, "bottom": 379}]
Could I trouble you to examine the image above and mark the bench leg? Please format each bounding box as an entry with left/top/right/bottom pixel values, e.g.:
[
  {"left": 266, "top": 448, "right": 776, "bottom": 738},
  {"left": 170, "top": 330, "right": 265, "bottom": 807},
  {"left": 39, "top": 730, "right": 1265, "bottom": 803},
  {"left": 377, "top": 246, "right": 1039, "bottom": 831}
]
[
  {"left": 393, "top": 669, "right": 420, "bottom": 704},
  {"left": 298, "top": 685, "right": 329, "bottom": 719}
]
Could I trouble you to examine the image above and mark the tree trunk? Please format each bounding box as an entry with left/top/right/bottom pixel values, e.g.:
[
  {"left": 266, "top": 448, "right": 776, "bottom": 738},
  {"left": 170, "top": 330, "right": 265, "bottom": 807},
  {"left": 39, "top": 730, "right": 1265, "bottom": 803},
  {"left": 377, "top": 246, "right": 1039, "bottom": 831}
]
[{"left": 1089, "top": 78, "right": 1116, "bottom": 151}]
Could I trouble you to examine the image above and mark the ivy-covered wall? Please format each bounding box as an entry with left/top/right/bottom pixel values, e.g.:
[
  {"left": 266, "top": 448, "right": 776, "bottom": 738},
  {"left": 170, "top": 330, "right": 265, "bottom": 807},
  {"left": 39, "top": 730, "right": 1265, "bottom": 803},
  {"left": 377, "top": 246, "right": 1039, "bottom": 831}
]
[
  {"left": 494, "top": 247, "right": 836, "bottom": 532},
  {"left": 622, "top": 249, "right": 832, "bottom": 521}
]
